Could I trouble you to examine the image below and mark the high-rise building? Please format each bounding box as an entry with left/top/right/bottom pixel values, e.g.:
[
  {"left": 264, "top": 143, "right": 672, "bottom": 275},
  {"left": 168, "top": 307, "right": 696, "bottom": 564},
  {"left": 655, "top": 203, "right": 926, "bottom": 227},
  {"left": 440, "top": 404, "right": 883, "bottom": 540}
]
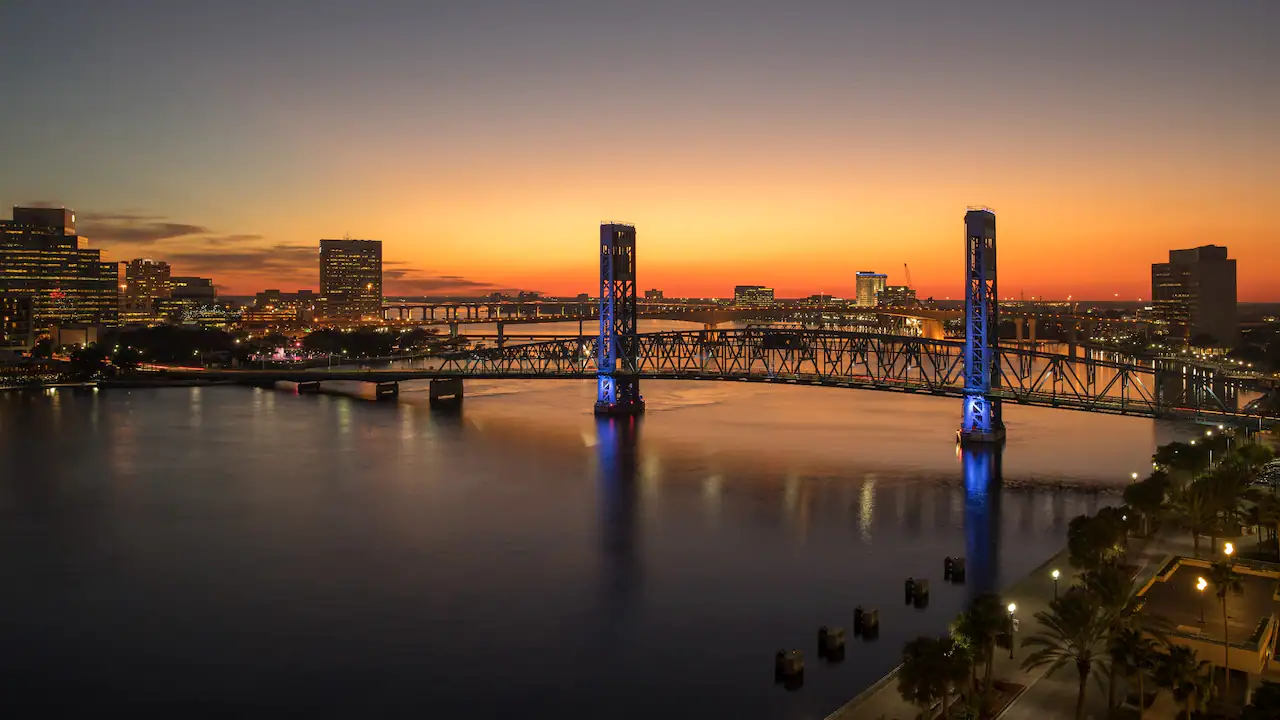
[
  {"left": 171, "top": 276, "right": 216, "bottom": 300},
  {"left": 733, "top": 285, "right": 775, "bottom": 306},
  {"left": 319, "top": 239, "right": 382, "bottom": 321},
  {"left": 1151, "top": 245, "right": 1237, "bottom": 346},
  {"left": 855, "top": 271, "right": 888, "bottom": 307},
  {"left": 878, "top": 285, "right": 917, "bottom": 307},
  {"left": 121, "top": 258, "right": 172, "bottom": 311},
  {"left": 0, "top": 206, "right": 118, "bottom": 332}
]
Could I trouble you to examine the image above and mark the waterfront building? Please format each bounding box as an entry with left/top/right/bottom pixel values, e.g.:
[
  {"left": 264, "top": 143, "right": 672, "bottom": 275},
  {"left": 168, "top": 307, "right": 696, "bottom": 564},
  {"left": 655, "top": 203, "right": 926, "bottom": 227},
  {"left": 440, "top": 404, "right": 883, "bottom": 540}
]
[
  {"left": 1151, "top": 245, "right": 1237, "bottom": 346},
  {"left": 644, "top": 289, "right": 664, "bottom": 300},
  {"left": 0, "top": 206, "right": 118, "bottom": 332},
  {"left": 318, "top": 238, "right": 382, "bottom": 321},
  {"left": 855, "top": 271, "right": 888, "bottom": 308},
  {"left": 878, "top": 285, "right": 917, "bottom": 307},
  {"left": 733, "top": 285, "right": 774, "bottom": 306},
  {"left": 243, "top": 289, "right": 317, "bottom": 327}
]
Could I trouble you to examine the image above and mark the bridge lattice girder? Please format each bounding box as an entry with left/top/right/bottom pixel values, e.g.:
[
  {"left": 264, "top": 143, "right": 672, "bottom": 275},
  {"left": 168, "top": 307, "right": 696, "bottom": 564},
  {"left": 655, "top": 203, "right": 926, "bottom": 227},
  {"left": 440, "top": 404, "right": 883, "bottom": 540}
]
[{"left": 435, "top": 329, "right": 1262, "bottom": 419}]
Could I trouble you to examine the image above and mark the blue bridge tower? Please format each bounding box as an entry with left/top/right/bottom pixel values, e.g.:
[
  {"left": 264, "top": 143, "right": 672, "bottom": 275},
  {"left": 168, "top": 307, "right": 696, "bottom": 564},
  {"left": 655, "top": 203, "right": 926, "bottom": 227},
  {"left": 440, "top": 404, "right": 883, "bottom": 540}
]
[
  {"left": 595, "top": 223, "right": 644, "bottom": 415},
  {"left": 959, "top": 208, "right": 1005, "bottom": 444}
]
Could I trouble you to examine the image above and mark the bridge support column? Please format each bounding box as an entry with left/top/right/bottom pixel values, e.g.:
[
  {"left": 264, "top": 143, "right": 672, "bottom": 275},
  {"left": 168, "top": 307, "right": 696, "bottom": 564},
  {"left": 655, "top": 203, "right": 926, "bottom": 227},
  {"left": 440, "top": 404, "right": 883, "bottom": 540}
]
[
  {"left": 595, "top": 223, "right": 644, "bottom": 416},
  {"left": 449, "top": 321, "right": 459, "bottom": 338},
  {"left": 375, "top": 382, "right": 399, "bottom": 401},
  {"left": 497, "top": 322, "right": 505, "bottom": 348},
  {"left": 429, "top": 377, "right": 464, "bottom": 406},
  {"left": 959, "top": 208, "right": 1005, "bottom": 445}
]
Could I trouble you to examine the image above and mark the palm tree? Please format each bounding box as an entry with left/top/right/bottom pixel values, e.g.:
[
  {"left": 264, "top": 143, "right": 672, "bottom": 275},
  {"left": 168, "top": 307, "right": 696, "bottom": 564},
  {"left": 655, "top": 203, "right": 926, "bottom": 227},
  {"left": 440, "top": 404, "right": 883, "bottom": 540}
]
[
  {"left": 1209, "top": 561, "right": 1244, "bottom": 700},
  {"left": 1021, "top": 588, "right": 1111, "bottom": 720},
  {"left": 1155, "top": 644, "right": 1215, "bottom": 720},
  {"left": 1083, "top": 562, "right": 1132, "bottom": 712},
  {"left": 1167, "top": 481, "right": 1219, "bottom": 556},
  {"left": 954, "top": 593, "right": 1006, "bottom": 710},
  {"left": 1109, "top": 627, "right": 1158, "bottom": 717},
  {"left": 1255, "top": 494, "right": 1280, "bottom": 558},
  {"left": 939, "top": 636, "right": 974, "bottom": 719},
  {"left": 899, "top": 636, "right": 948, "bottom": 720}
]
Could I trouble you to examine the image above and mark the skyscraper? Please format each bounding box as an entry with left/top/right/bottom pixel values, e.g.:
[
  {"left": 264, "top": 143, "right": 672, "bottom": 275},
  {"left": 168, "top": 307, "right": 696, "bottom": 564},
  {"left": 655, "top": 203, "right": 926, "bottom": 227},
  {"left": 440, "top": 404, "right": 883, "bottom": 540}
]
[
  {"left": 121, "top": 258, "right": 172, "bottom": 312},
  {"left": 1151, "top": 245, "right": 1237, "bottom": 346},
  {"left": 854, "top": 271, "right": 887, "bottom": 307},
  {"left": 319, "top": 239, "right": 382, "bottom": 321},
  {"left": 0, "top": 206, "right": 118, "bottom": 332}
]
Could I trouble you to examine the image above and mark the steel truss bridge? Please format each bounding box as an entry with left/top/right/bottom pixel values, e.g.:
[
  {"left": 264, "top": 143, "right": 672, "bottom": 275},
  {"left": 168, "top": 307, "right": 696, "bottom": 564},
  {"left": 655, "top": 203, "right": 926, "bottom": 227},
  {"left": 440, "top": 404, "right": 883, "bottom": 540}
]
[
  {"left": 425, "top": 328, "right": 1265, "bottom": 422},
  {"left": 186, "top": 327, "right": 1272, "bottom": 424}
]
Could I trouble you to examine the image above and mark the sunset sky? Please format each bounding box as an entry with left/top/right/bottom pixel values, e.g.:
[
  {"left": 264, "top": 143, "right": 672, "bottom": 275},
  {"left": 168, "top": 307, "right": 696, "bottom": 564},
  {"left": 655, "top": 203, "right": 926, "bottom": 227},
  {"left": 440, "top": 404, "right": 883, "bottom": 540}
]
[{"left": 2, "top": 1, "right": 1277, "bottom": 300}]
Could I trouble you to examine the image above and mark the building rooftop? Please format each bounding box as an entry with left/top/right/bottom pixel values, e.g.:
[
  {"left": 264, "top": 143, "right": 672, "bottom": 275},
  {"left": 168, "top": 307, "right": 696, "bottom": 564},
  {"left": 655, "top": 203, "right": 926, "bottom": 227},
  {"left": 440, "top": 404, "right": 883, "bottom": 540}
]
[{"left": 1138, "top": 559, "right": 1279, "bottom": 646}]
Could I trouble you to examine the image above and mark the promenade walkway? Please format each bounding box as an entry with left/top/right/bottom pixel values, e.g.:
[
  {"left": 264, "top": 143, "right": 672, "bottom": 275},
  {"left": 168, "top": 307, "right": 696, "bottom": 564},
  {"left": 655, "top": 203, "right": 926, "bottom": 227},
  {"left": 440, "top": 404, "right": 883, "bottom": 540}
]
[{"left": 827, "top": 530, "right": 1199, "bottom": 720}]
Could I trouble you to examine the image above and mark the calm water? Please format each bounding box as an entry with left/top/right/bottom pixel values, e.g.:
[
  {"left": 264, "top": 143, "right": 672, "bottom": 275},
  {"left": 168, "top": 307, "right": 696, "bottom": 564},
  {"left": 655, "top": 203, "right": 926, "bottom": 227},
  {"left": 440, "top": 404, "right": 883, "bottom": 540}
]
[{"left": 0, "top": 377, "right": 1196, "bottom": 718}]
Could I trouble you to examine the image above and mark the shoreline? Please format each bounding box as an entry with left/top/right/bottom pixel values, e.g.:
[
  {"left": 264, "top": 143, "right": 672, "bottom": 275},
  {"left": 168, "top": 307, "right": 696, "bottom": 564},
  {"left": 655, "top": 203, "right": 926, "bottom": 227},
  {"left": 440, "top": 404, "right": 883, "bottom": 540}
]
[{"left": 823, "top": 543, "right": 1076, "bottom": 720}]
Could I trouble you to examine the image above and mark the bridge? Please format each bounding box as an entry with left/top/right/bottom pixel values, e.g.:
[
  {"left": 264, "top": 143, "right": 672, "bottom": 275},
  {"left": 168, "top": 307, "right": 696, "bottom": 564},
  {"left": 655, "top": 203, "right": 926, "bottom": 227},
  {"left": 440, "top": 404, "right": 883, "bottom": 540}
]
[
  {"left": 149, "top": 210, "right": 1277, "bottom": 440},
  {"left": 172, "top": 328, "right": 1272, "bottom": 425}
]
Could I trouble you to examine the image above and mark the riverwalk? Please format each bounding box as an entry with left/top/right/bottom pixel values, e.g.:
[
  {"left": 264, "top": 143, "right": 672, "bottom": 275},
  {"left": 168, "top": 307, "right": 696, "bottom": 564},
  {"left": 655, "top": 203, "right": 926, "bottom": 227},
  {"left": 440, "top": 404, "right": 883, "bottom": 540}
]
[{"left": 826, "top": 530, "right": 1193, "bottom": 720}]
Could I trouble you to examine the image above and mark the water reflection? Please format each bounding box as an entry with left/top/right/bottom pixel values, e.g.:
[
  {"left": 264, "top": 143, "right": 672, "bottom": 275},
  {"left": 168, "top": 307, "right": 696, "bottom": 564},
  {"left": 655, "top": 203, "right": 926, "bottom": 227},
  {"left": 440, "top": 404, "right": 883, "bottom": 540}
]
[
  {"left": 596, "top": 416, "right": 643, "bottom": 622},
  {"left": 963, "top": 445, "right": 1003, "bottom": 597}
]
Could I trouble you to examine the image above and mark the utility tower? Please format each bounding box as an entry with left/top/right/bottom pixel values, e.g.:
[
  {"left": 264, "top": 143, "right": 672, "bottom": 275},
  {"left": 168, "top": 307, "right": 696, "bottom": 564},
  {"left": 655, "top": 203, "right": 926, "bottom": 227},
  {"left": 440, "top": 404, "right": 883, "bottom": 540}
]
[
  {"left": 595, "top": 223, "right": 644, "bottom": 415},
  {"left": 959, "top": 208, "right": 1004, "bottom": 444}
]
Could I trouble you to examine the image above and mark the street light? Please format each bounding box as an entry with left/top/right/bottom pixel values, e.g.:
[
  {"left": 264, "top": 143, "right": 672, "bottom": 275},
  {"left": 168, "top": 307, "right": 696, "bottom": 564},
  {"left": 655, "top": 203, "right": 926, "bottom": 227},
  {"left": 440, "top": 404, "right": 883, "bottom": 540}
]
[
  {"left": 1007, "top": 603, "right": 1017, "bottom": 659},
  {"left": 1197, "top": 576, "right": 1207, "bottom": 623},
  {"left": 1051, "top": 569, "right": 1060, "bottom": 599},
  {"left": 1130, "top": 472, "right": 1139, "bottom": 482},
  {"left": 1224, "top": 542, "right": 1234, "bottom": 558}
]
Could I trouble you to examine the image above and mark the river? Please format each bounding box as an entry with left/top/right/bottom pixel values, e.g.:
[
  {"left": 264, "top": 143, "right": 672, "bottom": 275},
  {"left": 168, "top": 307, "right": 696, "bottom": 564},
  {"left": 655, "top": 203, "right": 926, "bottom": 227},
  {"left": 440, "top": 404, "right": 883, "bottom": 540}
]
[{"left": 0, "top": 334, "right": 1202, "bottom": 718}]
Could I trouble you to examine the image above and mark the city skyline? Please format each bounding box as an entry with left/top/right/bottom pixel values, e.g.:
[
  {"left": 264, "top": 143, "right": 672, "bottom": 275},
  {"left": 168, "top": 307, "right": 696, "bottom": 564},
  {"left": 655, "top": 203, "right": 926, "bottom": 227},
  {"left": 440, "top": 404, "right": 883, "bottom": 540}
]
[{"left": 3, "top": 1, "right": 1278, "bottom": 300}]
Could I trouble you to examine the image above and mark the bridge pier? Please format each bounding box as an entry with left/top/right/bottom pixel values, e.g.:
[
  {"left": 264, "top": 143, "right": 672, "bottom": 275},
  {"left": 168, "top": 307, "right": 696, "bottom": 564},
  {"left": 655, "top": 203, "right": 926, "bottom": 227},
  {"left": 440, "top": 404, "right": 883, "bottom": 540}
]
[
  {"left": 375, "top": 382, "right": 399, "bottom": 401},
  {"left": 429, "top": 377, "right": 464, "bottom": 406},
  {"left": 497, "top": 322, "right": 505, "bottom": 348},
  {"left": 449, "top": 321, "right": 459, "bottom": 338}
]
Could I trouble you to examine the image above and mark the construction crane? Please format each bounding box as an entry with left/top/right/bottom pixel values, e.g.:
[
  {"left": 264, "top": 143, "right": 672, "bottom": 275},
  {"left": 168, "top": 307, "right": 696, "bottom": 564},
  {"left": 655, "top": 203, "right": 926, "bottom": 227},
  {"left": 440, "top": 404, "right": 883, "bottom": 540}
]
[{"left": 903, "top": 263, "right": 914, "bottom": 292}]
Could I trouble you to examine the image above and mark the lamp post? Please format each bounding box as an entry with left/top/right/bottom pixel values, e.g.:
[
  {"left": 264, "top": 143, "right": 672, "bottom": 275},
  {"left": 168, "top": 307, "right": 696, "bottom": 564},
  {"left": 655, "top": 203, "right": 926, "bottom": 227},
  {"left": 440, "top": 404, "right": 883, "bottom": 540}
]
[
  {"left": 1051, "top": 569, "right": 1060, "bottom": 599},
  {"left": 1130, "top": 472, "right": 1139, "bottom": 483},
  {"left": 1007, "top": 603, "right": 1017, "bottom": 659},
  {"left": 1197, "top": 576, "right": 1207, "bottom": 623}
]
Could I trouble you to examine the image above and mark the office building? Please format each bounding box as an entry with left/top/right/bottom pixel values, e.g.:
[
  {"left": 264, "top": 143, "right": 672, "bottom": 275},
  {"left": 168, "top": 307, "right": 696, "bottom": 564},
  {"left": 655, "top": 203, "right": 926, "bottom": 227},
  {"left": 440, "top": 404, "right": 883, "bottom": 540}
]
[
  {"left": 0, "top": 206, "right": 118, "bottom": 332},
  {"left": 121, "top": 258, "right": 172, "bottom": 312},
  {"left": 855, "top": 272, "right": 888, "bottom": 308},
  {"left": 1151, "top": 245, "right": 1237, "bottom": 346},
  {"left": 319, "top": 238, "right": 382, "bottom": 321},
  {"left": 734, "top": 285, "right": 775, "bottom": 306},
  {"left": 878, "top": 285, "right": 917, "bottom": 307},
  {"left": 644, "top": 289, "right": 664, "bottom": 300},
  {"left": 172, "top": 276, "right": 216, "bottom": 300}
]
